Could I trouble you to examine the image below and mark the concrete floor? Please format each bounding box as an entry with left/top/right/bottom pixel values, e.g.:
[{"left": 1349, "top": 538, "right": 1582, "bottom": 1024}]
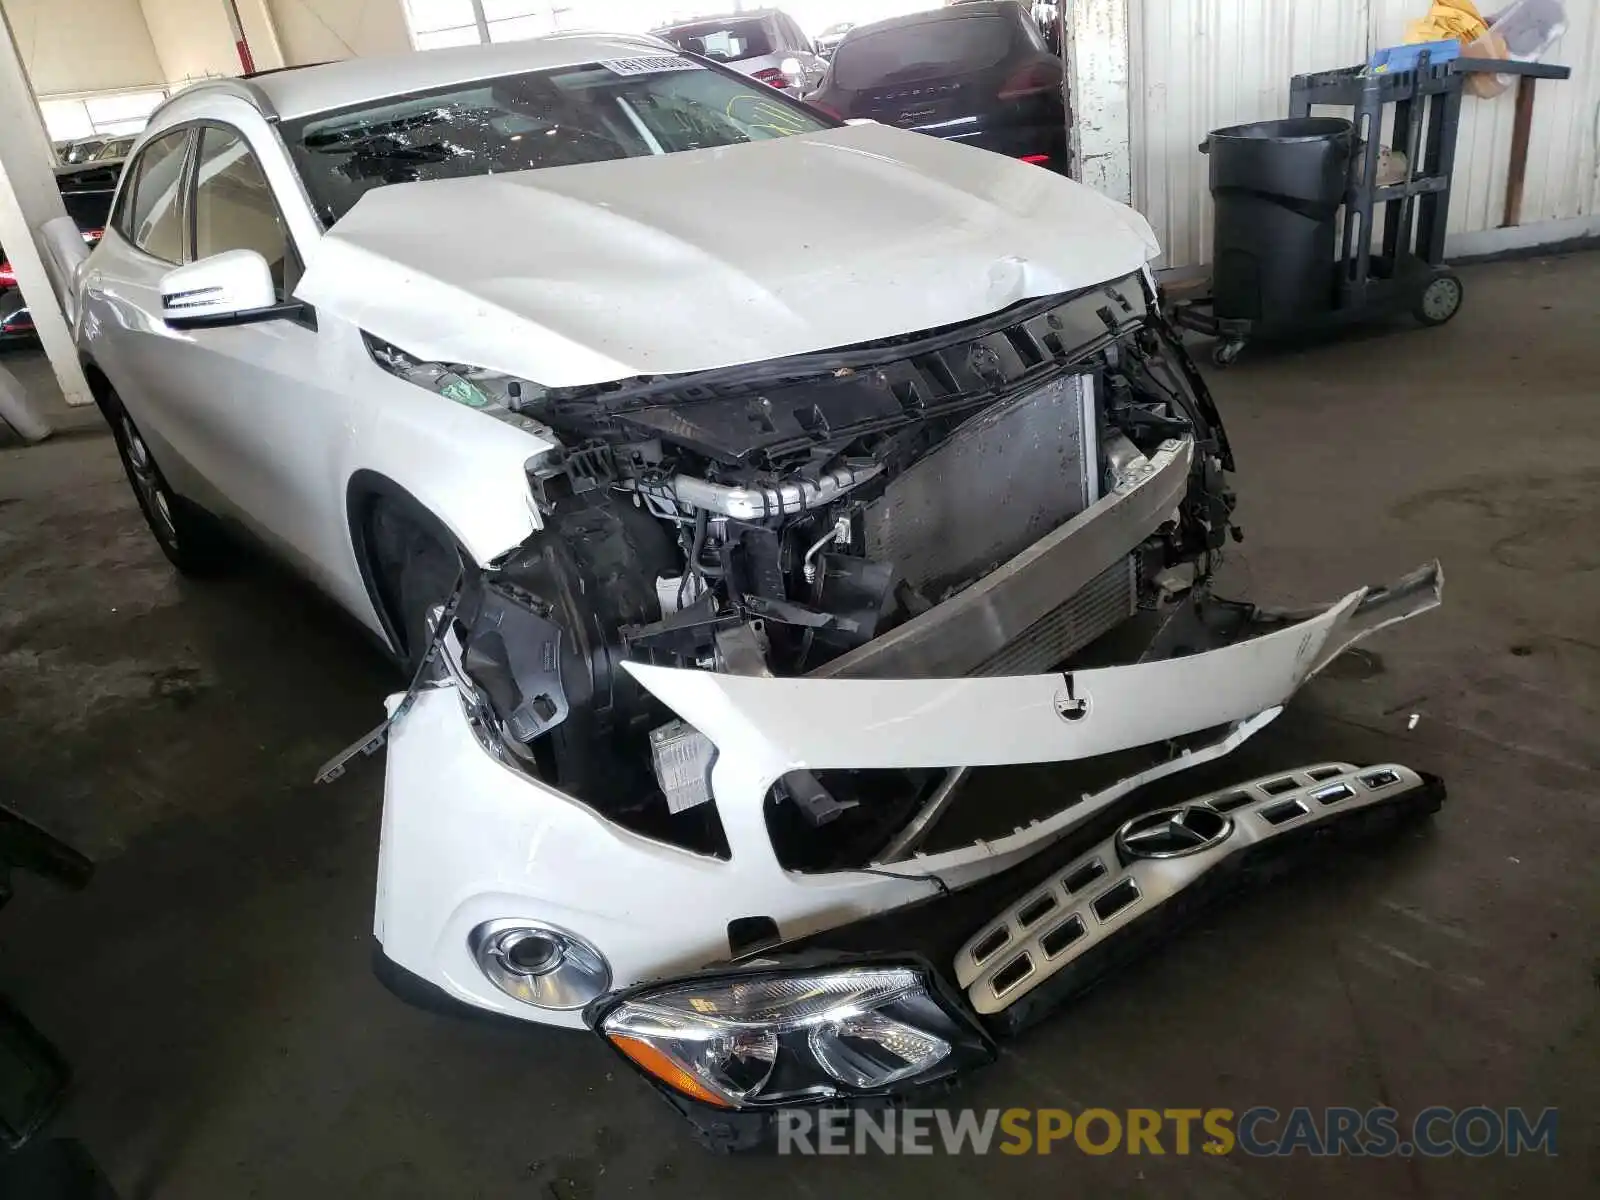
[{"left": 0, "top": 254, "right": 1596, "bottom": 1198}]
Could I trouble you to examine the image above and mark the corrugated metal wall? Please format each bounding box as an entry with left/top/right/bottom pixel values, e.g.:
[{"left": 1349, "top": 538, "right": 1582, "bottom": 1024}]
[{"left": 1131, "top": 0, "right": 1600, "bottom": 268}]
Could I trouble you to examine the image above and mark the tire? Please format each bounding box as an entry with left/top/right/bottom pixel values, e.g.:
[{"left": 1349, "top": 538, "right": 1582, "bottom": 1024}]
[
  {"left": 1414, "top": 271, "right": 1464, "bottom": 327},
  {"left": 105, "top": 393, "right": 233, "bottom": 576}
]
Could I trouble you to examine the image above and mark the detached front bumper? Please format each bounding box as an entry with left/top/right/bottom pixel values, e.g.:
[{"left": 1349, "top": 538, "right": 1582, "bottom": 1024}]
[{"left": 374, "top": 562, "right": 1442, "bottom": 1031}]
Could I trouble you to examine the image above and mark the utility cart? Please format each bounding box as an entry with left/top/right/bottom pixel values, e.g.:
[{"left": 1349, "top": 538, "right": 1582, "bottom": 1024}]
[{"left": 1171, "top": 54, "right": 1571, "bottom": 365}]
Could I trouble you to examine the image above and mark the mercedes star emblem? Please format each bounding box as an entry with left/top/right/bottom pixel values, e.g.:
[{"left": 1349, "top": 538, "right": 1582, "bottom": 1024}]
[{"left": 1115, "top": 805, "right": 1233, "bottom": 862}]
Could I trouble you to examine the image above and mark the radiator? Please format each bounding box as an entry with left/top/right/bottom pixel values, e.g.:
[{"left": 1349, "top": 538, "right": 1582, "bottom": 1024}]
[
  {"left": 973, "top": 556, "right": 1137, "bottom": 676},
  {"left": 861, "top": 373, "right": 1098, "bottom": 600}
]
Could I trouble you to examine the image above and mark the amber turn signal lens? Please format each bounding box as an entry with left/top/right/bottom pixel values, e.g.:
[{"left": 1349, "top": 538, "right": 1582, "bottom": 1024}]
[{"left": 609, "top": 1034, "right": 731, "bottom": 1108}]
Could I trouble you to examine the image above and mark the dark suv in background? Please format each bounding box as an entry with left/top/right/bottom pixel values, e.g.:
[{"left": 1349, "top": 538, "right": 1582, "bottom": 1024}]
[{"left": 807, "top": 0, "right": 1067, "bottom": 172}]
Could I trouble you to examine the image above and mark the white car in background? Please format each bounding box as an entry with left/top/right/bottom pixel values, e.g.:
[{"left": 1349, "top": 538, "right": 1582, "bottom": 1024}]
[
  {"left": 815, "top": 19, "right": 855, "bottom": 58},
  {"left": 70, "top": 35, "right": 1443, "bottom": 1147},
  {"left": 651, "top": 8, "right": 827, "bottom": 91}
]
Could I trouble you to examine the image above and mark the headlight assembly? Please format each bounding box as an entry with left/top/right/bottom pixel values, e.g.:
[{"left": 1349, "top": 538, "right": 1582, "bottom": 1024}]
[
  {"left": 589, "top": 963, "right": 992, "bottom": 1110},
  {"left": 364, "top": 332, "right": 545, "bottom": 415}
]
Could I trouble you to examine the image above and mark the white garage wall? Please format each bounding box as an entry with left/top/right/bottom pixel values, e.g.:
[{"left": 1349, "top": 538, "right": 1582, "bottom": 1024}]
[
  {"left": 269, "top": 0, "right": 413, "bottom": 63},
  {"left": 139, "top": 0, "right": 245, "bottom": 84},
  {"left": 139, "top": 0, "right": 410, "bottom": 83},
  {"left": 1132, "top": 0, "right": 1600, "bottom": 268},
  {"left": 2, "top": 0, "right": 165, "bottom": 95}
]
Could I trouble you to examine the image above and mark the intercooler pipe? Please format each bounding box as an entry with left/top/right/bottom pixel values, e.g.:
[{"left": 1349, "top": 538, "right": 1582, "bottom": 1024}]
[{"left": 631, "top": 463, "right": 883, "bottom": 521}]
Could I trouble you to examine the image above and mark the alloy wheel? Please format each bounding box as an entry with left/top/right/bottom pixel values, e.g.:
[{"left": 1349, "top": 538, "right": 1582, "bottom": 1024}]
[{"left": 120, "top": 413, "right": 178, "bottom": 548}]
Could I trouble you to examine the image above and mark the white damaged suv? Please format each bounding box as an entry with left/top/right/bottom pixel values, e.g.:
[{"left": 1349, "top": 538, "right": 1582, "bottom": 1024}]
[{"left": 74, "top": 36, "right": 1443, "bottom": 1144}]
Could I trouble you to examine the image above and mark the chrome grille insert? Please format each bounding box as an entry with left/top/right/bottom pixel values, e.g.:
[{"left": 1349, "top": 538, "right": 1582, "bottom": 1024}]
[
  {"left": 1312, "top": 781, "right": 1356, "bottom": 805},
  {"left": 1016, "top": 893, "right": 1059, "bottom": 928},
  {"left": 1061, "top": 858, "right": 1108, "bottom": 894},
  {"left": 1259, "top": 798, "right": 1311, "bottom": 826},
  {"left": 1090, "top": 878, "right": 1141, "bottom": 922},
  {"left": 1038, "top": 915, "right": 1087, "bottom": 958}
]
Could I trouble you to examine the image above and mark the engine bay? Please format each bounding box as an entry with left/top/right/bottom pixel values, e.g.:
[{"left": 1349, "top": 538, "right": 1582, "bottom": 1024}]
[{"left": 404, "top": 273, "right": 1239, "bottom": 861}]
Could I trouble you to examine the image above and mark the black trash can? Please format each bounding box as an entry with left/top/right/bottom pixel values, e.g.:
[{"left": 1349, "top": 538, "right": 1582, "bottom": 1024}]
[{"left": 1204, "top": 117, "right": 1352, "bottom": 321}]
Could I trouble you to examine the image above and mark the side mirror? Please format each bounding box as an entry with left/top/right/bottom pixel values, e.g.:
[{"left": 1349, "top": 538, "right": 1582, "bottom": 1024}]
[
  {"left": 779, "top": 56, "right": 805, "bottom": 88},
  {"left": 160, "top": 249, "right": 305, "bottom": 331}
]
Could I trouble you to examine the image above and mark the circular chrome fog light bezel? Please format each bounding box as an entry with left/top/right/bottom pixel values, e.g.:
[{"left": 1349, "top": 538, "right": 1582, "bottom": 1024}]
[{"left": 469, "top": 919, "right": 611, "bottom": 1010}]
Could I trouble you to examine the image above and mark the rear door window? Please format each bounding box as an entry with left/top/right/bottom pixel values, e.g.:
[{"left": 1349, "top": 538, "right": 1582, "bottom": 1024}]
[
  {"left": 117, "top": 129, "right": 191, "bottom": 263},
  {"left": 833, "top": 16, "right": 1013, "bottom": 90}
]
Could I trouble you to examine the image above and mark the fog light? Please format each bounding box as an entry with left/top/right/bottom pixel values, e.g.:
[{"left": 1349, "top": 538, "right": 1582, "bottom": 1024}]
[
  {"left": 501, "top": 930, "right": 564, "bottom": 975},
  {"left": 469, "top": 919, "right": 610, "bottom": 1010}
]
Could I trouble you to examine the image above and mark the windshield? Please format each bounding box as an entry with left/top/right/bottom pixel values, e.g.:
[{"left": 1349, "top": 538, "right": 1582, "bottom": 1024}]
[
  {"left": 655, "top": 19, "right": 773, "bottom": 61},
  {"left": 89, "top": 138, "right": 135, "bottom": 162},
  {"left": 60, "top": 141, "right": 102, "bottom": 165},
  {"left": 282, "top": 57, "right": 829, "bottom": 225},
  {"left": 833, "top": 16, "right": 1013, "bottom": 90}
]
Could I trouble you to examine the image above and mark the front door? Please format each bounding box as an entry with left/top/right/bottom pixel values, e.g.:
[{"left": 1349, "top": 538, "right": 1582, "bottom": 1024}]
[{"left": 149, "top": 122, "right": 369, "bottom": 610}]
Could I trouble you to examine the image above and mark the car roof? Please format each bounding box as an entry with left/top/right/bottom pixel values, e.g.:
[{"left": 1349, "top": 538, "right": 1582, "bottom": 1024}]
[
  {"left": 654, "top": 10, "right": 780, "bottom": 30},
  {"left": 156, "top": 33, "right": 677, "bottom": 124},
  {"left": 845, "top": 1, "right": 1024, "bottom": 35}
]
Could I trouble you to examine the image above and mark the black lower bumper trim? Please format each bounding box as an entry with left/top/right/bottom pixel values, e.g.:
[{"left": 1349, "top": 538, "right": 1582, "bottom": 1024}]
[{"left": 370, "top": 942, "right": 568, "bottom": 1032}]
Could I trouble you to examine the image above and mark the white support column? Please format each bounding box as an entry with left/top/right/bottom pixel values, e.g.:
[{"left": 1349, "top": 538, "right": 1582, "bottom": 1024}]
[
  {"left": 233, "top": 0, "right": 287, "bottom": 72},
  {"left": 0, "top": 7, "right": 90, "bottom": 410},
  {"left": 1065, "top": 0, "right": 1133, "bottom": 206},
  {"left": 468, "top": 0, "right": 492, "bottom": 44}
]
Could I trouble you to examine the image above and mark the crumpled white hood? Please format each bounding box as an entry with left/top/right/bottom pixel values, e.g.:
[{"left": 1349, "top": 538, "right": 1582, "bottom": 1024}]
[{"left": 295, "top": 122, "right": 1159, "bottom": 388}]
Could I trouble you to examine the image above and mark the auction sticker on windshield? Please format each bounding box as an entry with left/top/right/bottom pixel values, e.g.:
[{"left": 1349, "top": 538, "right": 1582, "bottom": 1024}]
[{"left": 601, "top": 54, "right": 703, "bottom": 76}]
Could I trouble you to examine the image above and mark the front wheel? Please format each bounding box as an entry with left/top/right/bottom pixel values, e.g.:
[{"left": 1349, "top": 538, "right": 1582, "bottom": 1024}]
[{"left": 108, "top": 399, "right": 231, "bottom": 576}]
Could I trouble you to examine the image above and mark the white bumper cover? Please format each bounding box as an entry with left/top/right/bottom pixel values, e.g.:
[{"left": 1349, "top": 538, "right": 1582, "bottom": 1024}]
[{"left": 374, "top": 563, "right": 1441, "bottom": 1028}]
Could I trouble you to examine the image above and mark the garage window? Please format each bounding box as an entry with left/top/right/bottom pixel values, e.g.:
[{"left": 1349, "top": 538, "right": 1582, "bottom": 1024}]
[
  {"left": 116, "top": 129, "right": 190, "bottom": 264},
  {"left": 403, "top": 0, "right": 571, "bottom": 47},
  {"left": 191, "top": 126, "right": 299, "bottom": 297},
  {"left": 41, "top": 88, "right": 169, "bottom": 143}
]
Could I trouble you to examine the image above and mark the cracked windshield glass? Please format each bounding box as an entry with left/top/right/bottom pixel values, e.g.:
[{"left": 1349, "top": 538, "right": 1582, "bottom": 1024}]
[{"left": 284, "top": 57, "right": 827, "bottom": 223}]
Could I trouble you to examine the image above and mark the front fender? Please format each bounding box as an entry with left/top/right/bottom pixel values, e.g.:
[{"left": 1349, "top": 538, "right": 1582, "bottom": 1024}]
[{"left": 344, "top": 365, "right": 558, "bottom": 569}]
